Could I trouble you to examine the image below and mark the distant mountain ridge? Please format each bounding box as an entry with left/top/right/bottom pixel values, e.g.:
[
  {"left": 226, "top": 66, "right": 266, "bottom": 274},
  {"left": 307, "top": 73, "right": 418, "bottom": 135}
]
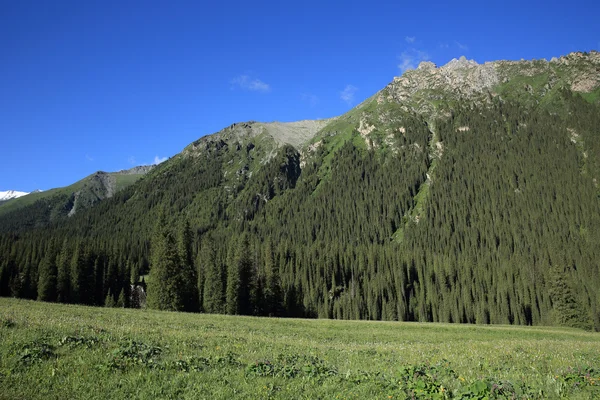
[
  {"left": 0, "top": 165, "right": 154, "bottom": 222},
  {"left": 0, "top": 190, "right": 30, "bottom": 201}
]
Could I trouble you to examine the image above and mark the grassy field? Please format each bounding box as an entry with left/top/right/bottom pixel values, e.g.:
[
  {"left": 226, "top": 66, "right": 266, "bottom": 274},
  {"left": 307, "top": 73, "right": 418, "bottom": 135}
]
[{"left": 1, "top": 298, "right": 599, "bottom": 399}]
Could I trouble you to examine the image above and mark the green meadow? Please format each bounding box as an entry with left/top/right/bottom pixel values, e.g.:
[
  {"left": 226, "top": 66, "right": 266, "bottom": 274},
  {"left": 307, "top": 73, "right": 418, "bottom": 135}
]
[{"left": 1, "top": 298, "right": 599, "bottom": 399}]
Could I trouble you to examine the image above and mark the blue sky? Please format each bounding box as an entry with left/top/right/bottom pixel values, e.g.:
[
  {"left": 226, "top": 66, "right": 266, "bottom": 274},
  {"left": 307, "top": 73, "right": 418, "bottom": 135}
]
[{"left": 1, "top": 0, "right": 598, "bottom": 192}]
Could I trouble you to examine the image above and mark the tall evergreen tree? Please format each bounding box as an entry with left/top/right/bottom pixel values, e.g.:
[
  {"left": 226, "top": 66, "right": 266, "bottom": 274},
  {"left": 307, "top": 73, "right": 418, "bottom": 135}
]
[
  {"left": 56, "top": 240, "right": 71, "bottom": 303},
  {"left": 177, "top": 219, "right": 198, "bottom": 311},
  {"left": 263, "top": 239, "right": 282, "bottom": 316},
  {"left": 549, "top": 266, "right": 590, "bottom": 329},
  {"left": 147, "top": 212, "right": 184, "bottom": 311},
  {"left": 201, "top": 235, "right": 224, "bottom": 313},
  {"left": 70, "top": 241, "right": 91, "bottom": 304},
  {"left": 37, "top": 253, "right": 57, "bottom": 302},
  {"left": 226, "top": 234, "right": 254, "bottom": 315},
  {"left": 226, "top": 240, "right": 241, "bottom": 315}
]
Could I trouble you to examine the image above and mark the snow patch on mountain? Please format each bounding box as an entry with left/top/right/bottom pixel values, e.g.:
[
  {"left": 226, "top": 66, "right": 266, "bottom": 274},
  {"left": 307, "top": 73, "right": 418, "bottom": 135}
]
[{"left": 0, "top": 190, "right": 29, "bottom": 201}]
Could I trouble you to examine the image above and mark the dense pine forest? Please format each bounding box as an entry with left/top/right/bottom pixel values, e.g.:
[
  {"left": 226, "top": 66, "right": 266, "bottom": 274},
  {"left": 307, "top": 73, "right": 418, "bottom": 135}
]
[{"left": 1, "top": 55, "right": 600, "bottom": 330}]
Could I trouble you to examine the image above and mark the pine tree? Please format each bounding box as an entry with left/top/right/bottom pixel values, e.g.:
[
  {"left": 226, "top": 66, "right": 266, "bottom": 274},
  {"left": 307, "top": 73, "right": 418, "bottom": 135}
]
[
  {"left": 104, "top": 289, "right": 116, "bottom": 307},
  {"left": 549, "top": 266, "right": 590, "bottom": 329},
  {"left": 177, "top": 219, "right": 198, "bottom": 311},
  {"left": 37, "top": 253, "right": 57, "bottom": 302},
  {"left": 238, "top": 235, "right": 254, "bottom": 315},
  {"left": 226, "top": 240, "right": 241, "bottom": 315},
  {"left": 70, "top": 241, "right": 92, "bottom": 304},
  {"left": 196, "top": 251, "right": 205, "bottom": 311},
  {"left": 147, "top": 212, "right": 184, "bottom": 311},
  {"left": 93, "top": 255, "right": 104, "bottom": 306},
  {"left": 56, "top": 240, "right": 71, "bottom": 303},
  {"left": 226, "top": 234, "right": 254, "bottom": 315},
  {"left": 117, "top": 288, "right": 126, "bottom": 307},
  {"left": 201, "top": 235, "right": 225, "bottom": 313},
  {"left": 263, "top": 239, "right": 282, "bottom": 316}
]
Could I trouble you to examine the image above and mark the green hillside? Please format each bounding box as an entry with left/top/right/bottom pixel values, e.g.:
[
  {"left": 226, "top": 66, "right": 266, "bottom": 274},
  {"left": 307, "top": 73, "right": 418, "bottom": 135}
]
[
  {"left": 2, "top": 298, "right": 600, "bottom": 399},
  {"left": 1, "top": 52, "right": 599, "bottom": 330},
  {"left": 0, "top": 166, "right": 153, "bottom": 232}
]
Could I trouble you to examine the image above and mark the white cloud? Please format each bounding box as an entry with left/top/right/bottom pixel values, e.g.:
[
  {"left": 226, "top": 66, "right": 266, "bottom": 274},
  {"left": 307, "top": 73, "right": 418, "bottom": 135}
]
[
  {"left": 301, "top": 93, "right": 319, "bottom": 107},
  {"left": 85, "top": 154, "right": 94, "bottom": 162},
  {"left": 455, "top": 41, "right": 469, "bottom": 51},
  {"left": 398, "top": 49, "right": 430, "bottom": 73},
  {"left": 405, "top": 36, "right": 416, "bottom": 44},
  {"left": 340, "top": 85, "right": 358, "bottom": 105},
  {"left": 230, "top": 75, "right": 271, "bottom": 92},
  {"left": 153, "top": 156, "right": 167, "bottom": 165},
  {"left": 128, "top": 156, "right": 136, "bottom": 165}
]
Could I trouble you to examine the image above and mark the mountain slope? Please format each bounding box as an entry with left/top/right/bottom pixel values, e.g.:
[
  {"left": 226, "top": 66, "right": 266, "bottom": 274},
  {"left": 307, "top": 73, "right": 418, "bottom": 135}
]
[
  {"left": 1, "top": 51, "right": 599, "bottom": 329},
  {"left": 0, "top": 165, "right": 154, "bottom": 231},
  {"left": 0, "top": 190, "right": 29, "bottom": 201}
]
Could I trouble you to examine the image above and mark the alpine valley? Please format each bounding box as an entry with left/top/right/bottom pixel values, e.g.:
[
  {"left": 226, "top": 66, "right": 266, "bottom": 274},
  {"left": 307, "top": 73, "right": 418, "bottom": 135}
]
[{"left": 1, "top": 51, "right": 600, "bottom": 330}]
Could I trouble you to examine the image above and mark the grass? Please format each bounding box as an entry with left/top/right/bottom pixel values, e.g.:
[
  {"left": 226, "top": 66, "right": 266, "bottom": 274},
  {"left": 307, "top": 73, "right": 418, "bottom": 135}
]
[
  {"left": 579, "top": 87, "right": 600, "bottom": 104},
  {"left": 1, "top": 299, "right": 600, "bottom": 399},
  {"left": 114, "top": 174, "right": 146, "bottom": 192}
]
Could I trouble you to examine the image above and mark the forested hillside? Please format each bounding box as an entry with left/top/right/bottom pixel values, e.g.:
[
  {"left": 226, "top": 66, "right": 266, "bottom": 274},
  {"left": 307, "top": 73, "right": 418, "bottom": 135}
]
[{"left": 1, "top": 52, "right": 599, "bottom": 330}]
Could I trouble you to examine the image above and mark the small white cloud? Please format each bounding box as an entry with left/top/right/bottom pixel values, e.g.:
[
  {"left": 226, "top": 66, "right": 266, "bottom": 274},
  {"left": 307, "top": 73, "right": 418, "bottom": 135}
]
[
  {"left": 301, "top": 93, "right": 319, "bottom": 107},
  {"left": 455, "top": 41, "right": 469, "bottom": 51},
  {"left": 405, "top": 36, "right": 416, "bottom": 44},
  {"left": 340, "top": 85, "right": 358, "bottom": 105},
  {"left": 230, "top": 75, "right": 271, "bottom": 92},
  {"left": 85, "top": 154, "right": 94, "bottom": 162},
  {"left": 153, "top": 156, "right": 167, "bottom": 165},
  {"left": 128, "top": 156, "right": 136, "bottom": 165},
  {"left": 398, "top": 49, "right": 430, "bottom": 73}
]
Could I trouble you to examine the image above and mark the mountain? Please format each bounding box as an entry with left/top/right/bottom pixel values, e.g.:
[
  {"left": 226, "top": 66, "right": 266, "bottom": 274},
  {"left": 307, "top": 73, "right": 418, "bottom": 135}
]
[
  {"left": 1, "top": 51, "right": 599, "bottom": 329},
  {"left": 0, "top": 190, "right": 29, "bottom": 202},
  {"left": 0, "top": 165, "right": 154, "bottom": 229}
]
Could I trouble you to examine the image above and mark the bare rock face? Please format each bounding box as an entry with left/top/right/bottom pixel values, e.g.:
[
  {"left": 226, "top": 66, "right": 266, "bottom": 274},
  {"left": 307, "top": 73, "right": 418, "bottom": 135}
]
[
  {"left": 391, "top": 55, "right": 498, "bottom": 97},
  {"left": 381, "top": 51, "right": 600, "bottom": 118},
  {"left": 417, "top": 61, "right": 436, "bottom": 71},
  {"left": 186, "top": 118, "right": 333, "bottom": 154},
  {"left": 117, "top": 165, "right": 154, "bottom": 175},
  {"left": 444, "top": 55, "right": 478, "bottom": 70},
  {"left": 384, "top": 55, "right": 498, "bottom": 116}
]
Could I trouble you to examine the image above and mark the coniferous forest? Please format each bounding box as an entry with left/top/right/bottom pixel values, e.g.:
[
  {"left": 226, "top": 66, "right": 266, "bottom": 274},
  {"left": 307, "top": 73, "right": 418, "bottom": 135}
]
[{"left": 1, "top": 63, "right": 600, "bottom": 331}]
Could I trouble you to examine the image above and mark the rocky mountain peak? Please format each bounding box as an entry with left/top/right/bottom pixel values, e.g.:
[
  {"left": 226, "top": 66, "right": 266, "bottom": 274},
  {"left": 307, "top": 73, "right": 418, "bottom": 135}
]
[
  {"left": 443, "top": 55, "right": 479, "bottom": 71},
  {"left": 417, "top": 61, "right": 436, "bottom": 70},
  {"left": 382, "top": 51, "right": 600, "bottom": 118}
]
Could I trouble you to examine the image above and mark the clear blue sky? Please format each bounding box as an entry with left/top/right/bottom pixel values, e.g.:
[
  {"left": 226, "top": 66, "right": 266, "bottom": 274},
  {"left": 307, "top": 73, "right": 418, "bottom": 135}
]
[{"left": 1, "top": 0, "right": 598, "bottom": 192}]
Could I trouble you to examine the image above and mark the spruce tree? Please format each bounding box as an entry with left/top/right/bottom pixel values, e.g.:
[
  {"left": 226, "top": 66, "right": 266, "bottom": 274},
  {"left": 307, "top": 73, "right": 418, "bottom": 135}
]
[
  {"left": 147, "top": 212, "right": 184, "bottom": 311},
  {"left": 263, "top": 239, "right": 282, "bottom": 316},
  {"left": 225, "top": 239, "right": 241, "bottom": 315},
  {"left": 70, "top": 241, "right": 91, "bottom": 304},
  {"left": 226, "top": 234, "right": 254, "bottom": 315},
  {"left": 37, "top": 253, "right": 57, "bottom": 302},
  {"left": 56, "top": 240, "right": 71, "bottom": 303},
  {"left": 549, "top": 266, "right": 590, "bottom": 329},
  {"left": 201, "top": 235, "right": 225, "bottom": 313},
  {"left": 177, "top": 219, "right": 198, "bottom": 311},
  {"left": 104, "top": 289, "right": 116, "bottom": 307},
  {"left": 117, "top": 288, "right": 126, "bottom": 308}
]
